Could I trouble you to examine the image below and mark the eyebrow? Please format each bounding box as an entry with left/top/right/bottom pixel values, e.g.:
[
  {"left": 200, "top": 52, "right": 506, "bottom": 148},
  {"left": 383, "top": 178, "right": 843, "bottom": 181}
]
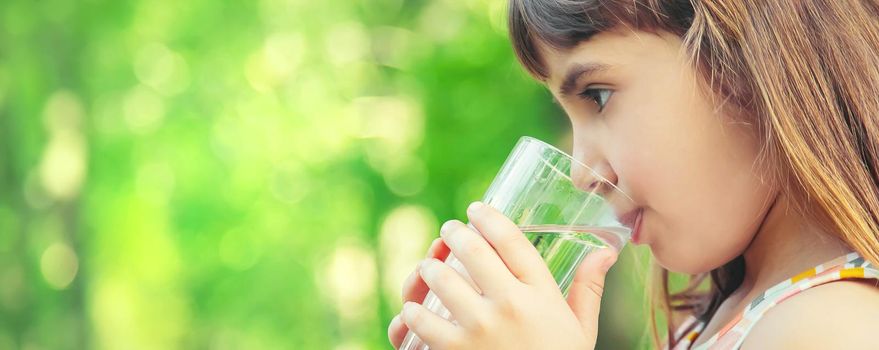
[{"left": 558, "top": 62, "right": 611, "bottom": 97}]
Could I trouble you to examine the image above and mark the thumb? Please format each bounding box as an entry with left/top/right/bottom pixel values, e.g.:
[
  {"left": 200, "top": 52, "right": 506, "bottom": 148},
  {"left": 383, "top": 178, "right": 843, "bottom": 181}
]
[{"left": 566, "top": 247, "right": 618, "bottom": 339}]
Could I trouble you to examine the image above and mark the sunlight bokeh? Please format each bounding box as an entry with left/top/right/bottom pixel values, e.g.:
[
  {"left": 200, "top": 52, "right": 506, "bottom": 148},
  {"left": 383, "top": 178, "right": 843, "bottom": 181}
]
[{"left": 0, "top": 0, "right": 654, "bottom": 348}]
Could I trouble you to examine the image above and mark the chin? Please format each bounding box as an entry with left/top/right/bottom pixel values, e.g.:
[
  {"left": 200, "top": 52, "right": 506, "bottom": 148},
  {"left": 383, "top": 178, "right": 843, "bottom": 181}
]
[{"left": 650, "top": 246, "right": 728, "bottom": 275}]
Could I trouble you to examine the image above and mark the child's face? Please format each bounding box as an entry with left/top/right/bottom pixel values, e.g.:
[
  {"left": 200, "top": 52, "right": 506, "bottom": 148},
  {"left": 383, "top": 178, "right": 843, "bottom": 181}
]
[{"left": 536, "top": 28, "right": 776, "bottom": 274}]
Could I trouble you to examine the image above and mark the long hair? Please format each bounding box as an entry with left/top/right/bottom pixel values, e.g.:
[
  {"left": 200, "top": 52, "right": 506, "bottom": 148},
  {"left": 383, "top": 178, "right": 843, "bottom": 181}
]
[{"left": 508, "top": 0, "right": 879, "bottom": 347}]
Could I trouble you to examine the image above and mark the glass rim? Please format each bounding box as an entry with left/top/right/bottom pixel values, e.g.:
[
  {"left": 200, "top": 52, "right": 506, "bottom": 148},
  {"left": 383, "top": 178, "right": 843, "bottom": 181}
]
[{"left": 518, "top": 136, "right": 634, "bottom": 203}]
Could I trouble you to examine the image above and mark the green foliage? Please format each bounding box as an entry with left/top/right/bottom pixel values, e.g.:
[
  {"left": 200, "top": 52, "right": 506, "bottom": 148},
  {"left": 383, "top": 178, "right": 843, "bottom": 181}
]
[{"left": 0, "top": 0, "right": 651, "bottom": 348}]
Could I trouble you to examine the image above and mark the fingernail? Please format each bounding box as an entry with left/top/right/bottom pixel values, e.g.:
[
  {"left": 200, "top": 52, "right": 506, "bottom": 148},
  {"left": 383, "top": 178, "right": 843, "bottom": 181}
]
[
  {"left": 419, "top": 259, "right": 436, "bottom": 280},
  {"left": 402, "top": 302, "right": 417, "bottom": 323},
  {"left": 390, "top": 314, "right": 402, "bottom": 328},
  {"left": 467, "top": 201, "right": 485, "bottom": 214},
  {"left": 440, "top": 220, "right": 460, "bottom": 236}
]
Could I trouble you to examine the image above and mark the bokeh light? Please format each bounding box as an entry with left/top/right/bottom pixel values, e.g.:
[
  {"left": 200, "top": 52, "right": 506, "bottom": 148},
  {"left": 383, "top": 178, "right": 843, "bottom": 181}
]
[{"left": 0, "top": 0, "right": 651, "bottom": 348}]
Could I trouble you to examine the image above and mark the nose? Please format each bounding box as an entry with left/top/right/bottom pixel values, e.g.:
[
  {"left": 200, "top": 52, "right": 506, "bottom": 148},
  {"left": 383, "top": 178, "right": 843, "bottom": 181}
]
[
  {"left": 570, "top": 136, "right": 618, "bottom": 194},
  {"left": 571, "top": 160, "right": 618, "bottom": 195},
  {"left": 568, "top": 137, "right": 634, "bottom": 231}
]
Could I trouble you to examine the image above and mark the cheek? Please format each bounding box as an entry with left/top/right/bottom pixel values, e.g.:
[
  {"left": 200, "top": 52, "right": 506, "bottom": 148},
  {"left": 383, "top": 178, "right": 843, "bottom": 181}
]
[{"left": 617, "top": 109, "right": 774, "bottom": 274}]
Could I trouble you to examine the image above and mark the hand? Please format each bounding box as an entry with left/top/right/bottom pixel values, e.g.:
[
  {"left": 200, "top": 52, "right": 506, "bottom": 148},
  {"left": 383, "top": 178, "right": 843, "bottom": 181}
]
[
  {"left": 387, "top": 236, "right": 451, "bottom": 348},
  {"left": 387, "top": 201, "right": 619, "bottom": 349}
]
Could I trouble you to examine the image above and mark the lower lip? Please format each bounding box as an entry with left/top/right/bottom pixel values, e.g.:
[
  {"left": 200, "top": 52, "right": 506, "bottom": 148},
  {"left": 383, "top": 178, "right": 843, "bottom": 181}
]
[{"left": 631, "top": 210, "right": 644, "bottom": 244}]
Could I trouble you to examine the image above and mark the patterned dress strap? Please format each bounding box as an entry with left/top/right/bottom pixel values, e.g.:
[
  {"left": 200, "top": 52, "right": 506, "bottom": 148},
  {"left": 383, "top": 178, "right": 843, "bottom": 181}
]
[{"left": 690, "top": 252, "right": 878, "bottom": 350}]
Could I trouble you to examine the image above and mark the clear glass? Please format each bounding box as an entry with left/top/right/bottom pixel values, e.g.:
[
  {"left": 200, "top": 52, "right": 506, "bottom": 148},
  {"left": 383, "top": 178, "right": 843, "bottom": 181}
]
[{"left": 400, "top": 136, "right": 637, "bottom": 350}]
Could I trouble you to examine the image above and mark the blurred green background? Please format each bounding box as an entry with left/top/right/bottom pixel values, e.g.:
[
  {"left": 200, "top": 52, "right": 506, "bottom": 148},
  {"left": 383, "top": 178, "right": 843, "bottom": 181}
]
[{"left": 0, "top": 0, "right": 653, "bottom": 348}]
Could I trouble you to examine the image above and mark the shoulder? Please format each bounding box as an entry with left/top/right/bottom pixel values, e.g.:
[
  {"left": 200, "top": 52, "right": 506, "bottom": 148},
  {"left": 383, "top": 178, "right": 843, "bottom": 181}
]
[{"left": 741, "top": 279, "right": 879, "bottom": 349}]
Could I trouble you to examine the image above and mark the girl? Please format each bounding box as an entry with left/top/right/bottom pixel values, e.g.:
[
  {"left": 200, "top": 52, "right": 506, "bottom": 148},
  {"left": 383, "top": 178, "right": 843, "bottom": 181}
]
[{"left": 389, "top": 1, "right": 879, "bottom": 349}]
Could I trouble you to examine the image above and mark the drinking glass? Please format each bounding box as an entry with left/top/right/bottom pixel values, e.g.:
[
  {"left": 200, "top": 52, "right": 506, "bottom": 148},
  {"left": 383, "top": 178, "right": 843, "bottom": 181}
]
[{"left": 400, "top": 136, "right": 639, "bottom": 350}]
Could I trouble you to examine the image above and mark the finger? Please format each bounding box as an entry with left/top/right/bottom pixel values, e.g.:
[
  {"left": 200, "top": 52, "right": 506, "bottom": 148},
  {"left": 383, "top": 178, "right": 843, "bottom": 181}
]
[
  {"left": 567, "top": 247, "right": 618, "bottom": 339},
  {"left": 426, "top": 236, "right": 452, "bottom": 261},
  {"left": 440, "top": 219, "right": 516, "bottom": 294},
  {"left": 401, "top": 301, "right": 462, "bottom": 349},
  {"left": 401, "top": 238, "right": 451, "bottom": 304},
  {"left": 466, "top": 201, "right": 554, "bottom": 285},
  {"left": 419, "top": 258, "right": 486, "bottom": 328},
  {"left": 388, "top": 314, "right": 407, "bottom": 349}
]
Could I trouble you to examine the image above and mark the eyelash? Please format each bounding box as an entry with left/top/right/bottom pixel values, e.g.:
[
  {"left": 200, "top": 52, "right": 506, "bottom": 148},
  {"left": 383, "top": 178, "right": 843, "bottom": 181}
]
[{"left": 577, "top": 87, "right": 613, "bottom": 112}]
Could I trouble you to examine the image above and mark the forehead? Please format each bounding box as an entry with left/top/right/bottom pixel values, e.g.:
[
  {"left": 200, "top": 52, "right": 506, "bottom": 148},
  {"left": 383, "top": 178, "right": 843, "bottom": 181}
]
[{"left": 535, "top": 29, "right": 680, "bottom": 91}]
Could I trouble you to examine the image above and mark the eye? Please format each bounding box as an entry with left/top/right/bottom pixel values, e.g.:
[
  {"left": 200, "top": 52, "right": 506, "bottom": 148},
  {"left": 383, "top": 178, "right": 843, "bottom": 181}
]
[{"left": 577, "top": 87, "right": 613, "bottom": 112}]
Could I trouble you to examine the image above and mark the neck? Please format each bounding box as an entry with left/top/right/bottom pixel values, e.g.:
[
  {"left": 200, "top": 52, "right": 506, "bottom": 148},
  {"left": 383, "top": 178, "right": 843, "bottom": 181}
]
[{"left": 737, "top": 192, "right": 851, "bottom": 296}]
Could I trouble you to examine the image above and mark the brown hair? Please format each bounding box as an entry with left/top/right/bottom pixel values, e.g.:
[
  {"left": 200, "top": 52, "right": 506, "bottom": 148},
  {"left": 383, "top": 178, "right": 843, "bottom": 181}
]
[{"left": 508, "top": 0, "right": 879, "bottom": 347}]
